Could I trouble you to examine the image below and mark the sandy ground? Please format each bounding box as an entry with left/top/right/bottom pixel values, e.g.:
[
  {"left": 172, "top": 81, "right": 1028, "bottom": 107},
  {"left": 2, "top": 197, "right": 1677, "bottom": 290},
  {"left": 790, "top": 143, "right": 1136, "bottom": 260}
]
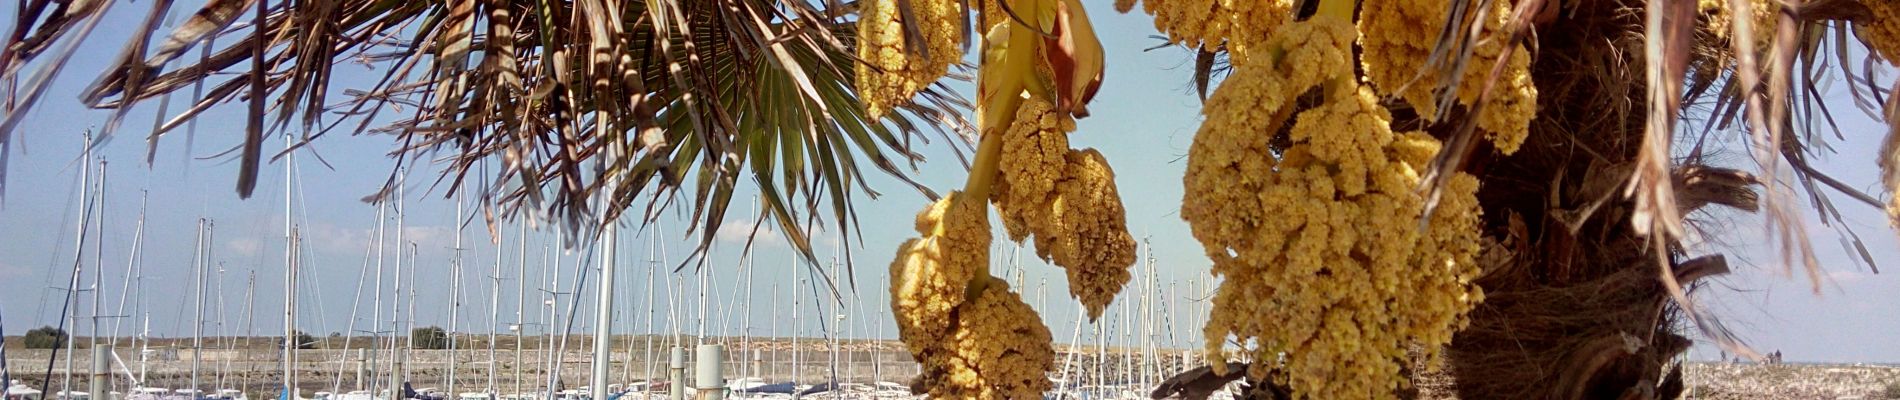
[{"left": 1677, "top": 363, "right": 1900, "bottom": 400}]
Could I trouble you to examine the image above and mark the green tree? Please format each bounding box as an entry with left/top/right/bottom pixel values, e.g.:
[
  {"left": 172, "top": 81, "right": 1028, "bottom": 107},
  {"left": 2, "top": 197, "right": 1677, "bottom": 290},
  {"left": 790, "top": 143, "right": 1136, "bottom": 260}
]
[
  {"left": 22, "top": 326, "right": 66, "bottom": 349},
  {"left": 412, "top": 327, "right": 449, "bottom": 350},
  {"left": 289, "top": 330, "right": 317, "bottom": 350}
]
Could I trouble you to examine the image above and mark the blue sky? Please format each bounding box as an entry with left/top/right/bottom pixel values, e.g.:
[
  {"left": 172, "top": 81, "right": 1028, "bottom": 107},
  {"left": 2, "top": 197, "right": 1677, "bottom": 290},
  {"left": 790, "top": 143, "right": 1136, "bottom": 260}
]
[{"left": 1, "top": 2, "right": 1895, "bottom": 363}]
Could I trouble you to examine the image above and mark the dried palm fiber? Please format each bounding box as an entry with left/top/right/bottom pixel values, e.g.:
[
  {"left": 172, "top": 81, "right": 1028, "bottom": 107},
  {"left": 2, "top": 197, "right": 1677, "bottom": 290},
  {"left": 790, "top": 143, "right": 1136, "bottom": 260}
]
[
  {"left": 1359, "top": 0, "right": 1538, "bottom": 154},
  {"left": 1446, "top": 257, "right": 1705, "bottom": 400},
  {"left": 1432, "top": 1, "right": 1764, "bottom": 397},
  {"left": 859, "top": 0, "right": 965, "bottom": 119}
]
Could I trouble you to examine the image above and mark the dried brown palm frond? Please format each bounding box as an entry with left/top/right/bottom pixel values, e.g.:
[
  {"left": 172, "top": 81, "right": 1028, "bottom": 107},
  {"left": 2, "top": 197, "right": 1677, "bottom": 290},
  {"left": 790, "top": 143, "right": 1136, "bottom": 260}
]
[{"left": 0, "top": 0, "right": 975, "bottom": 276}]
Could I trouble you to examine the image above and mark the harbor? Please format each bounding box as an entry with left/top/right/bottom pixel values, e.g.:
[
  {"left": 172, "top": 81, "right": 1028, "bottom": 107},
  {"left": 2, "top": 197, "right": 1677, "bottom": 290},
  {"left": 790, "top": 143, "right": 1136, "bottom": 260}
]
[{"left": 3, "top": 338, "right": 1215, "bottom": 399}]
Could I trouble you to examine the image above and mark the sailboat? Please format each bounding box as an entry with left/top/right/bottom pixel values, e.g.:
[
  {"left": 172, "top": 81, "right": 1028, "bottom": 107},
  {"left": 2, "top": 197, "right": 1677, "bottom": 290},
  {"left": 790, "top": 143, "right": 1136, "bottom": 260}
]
[{"left": 8, "top": 381, "right": 44, "bottom": 400}]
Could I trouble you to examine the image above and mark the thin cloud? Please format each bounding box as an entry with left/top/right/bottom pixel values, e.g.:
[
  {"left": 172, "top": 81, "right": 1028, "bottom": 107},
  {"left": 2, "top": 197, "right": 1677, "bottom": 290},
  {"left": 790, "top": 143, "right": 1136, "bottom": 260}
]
[
  {"left": 715, "top": 220, "right": 785, "bottom": 249},
  {"left": 0, "top": 260, "right": 25, "bottom": 279},
  {"left": 226, "top": 238, "right": 262, "bottom": 257}
]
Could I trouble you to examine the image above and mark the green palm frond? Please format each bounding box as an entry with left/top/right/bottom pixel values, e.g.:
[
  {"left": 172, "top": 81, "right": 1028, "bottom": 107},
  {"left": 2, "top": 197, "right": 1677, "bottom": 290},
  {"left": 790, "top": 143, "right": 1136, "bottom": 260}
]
[{"left": 0, "top": 0, "right": 974, "bottom": 271}]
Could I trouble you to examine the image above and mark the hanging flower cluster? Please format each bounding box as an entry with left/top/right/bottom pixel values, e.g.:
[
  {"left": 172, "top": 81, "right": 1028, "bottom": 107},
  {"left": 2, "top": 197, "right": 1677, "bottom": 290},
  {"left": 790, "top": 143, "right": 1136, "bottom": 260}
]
[
  {"left": 856, "top": 0, "right": 964, "bottom": 118},
  {"left": 993, "top": 98, "right": 1136, "bottom": 320},
  {"left": 887, "top": 0, "right": 1126, "bottom": 396},
  {"left": 1358, "top": 0, "right": 1537, "bottom": 154},
  {"left": 1857, "top": 0, "right": 1900, "bottom": 62},
  {"left": 1114, "top": 0, "right": 1293, "bottom": 59},
  {"left": 1182, "top": 17, "right": 1485, "bottom": 400}
]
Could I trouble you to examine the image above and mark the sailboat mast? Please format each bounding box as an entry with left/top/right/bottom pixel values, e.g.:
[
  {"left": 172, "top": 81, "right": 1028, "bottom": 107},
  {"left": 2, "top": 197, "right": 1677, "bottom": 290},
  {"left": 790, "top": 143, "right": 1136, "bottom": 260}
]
[
  {"left": 1144, "top": 238, "right": 1158, "bottom": 389},
  {"left": 286, "top": 227, "right": 301, "bottom": 398},
  {"left": 541, "top": 241, "right": 557, "bottom": 390},
  {"left": 620, "top": 225, "right": 638, "bottom": 386},
  {"left": 788, "top": 249, "right": 799, "bottom": 386},
  {"left": 641, "top": 224, "right": 659, "bottom": 393},
  {"left": 192, "top": 219, "right": 210, "bottom": 396},
  {"left": 405, "top": 242, "right": 417, "bottom": 386},
  {"left": 241, "top": 269, "right": 257, "bottom": 396},
  {"left": 395, "top": 190, "right": 410, "bottom": 386},
  {"left": 282, "top": 129, "right": 299, "bottom": 400},
  {"left": 769, "top": 282, "right": 779, "bottom": 383},
  {"left": 390, "top": 242, "right": 409, "bottom": 393},
  {"left": 486, "top": 224, "right": 503, "bottom": 394},
  {"left": 589, "top": 130, "right": 621, "bottom": 400},
  {"left": 512, "top": 220, "right": 527, "bottom": 398},
  {"left": 215, "top": 263, "right": 232, "bottom": 392},
  {"left": 365, "top": 200, "right": 388, "bottom": 398},
  {"left": 88, "top": 161, "right": 107, "bottom": 400},
  {"left": 129, "top": 192, "right": 149, "bottom": 387},
  {"left": 448, "top": 195, "right": 465, "bottom": 397},
  {"left": 588, "top": 191, "right": 618, "bottom": 400},
  {"left": 138, "top": 314, "right": 149, "bottom": 385},
  {"left": 696, "top": 244, "right": 708, "bottom": 345},
  {"left": 389, "top": 176, "right": 407, "bottom": 396},
  {"left": 739, "top": 199, "right": 757, "bottom": 381},
  {"left": 827, "top": 252, "right": 840, "bottom": 388},
  {"left": 111, "top": 192, "right": 147, "bottom": 341},
  {"left": 60, "top": 134, "right": 93, "bottom": 399}
]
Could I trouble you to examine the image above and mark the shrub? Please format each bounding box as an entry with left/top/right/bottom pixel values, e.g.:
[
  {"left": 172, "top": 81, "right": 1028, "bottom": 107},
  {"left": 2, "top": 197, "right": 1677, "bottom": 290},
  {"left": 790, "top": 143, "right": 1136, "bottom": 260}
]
[
  {"left": 23, "top": 326, "right": 66, "bottom": 349},
  {"left": 412, "top": 327, "right": 449, "bottom": 350}
]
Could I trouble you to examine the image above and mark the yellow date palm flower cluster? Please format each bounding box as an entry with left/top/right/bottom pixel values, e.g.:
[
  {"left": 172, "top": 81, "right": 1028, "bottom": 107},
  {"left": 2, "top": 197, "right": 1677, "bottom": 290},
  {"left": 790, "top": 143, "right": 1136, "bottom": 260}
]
[
  {"left": 993, "top": 98, "right": 1137, "bottom": 320},
  {"left": 1182, "top": 17, "right": 1484, "bottom": 399},
  {"left": 1358, "top": 0, "right": 1538, "bottom": 154},
  {"left": 856, "top": 0, "right": 963, "bottom": 119},
  {"left": 1112, "top": 0, "right": 1293, "bottom": 60},
  {"left": 890, "top": 192, "right": 991, "bottom": 349},
  {"left": 976, "top": 0, "right": 1135, "bottom": 320},
  {"left": 889, "top": 194, "right": 1060, "bottom": 399},
  {"left": 1856, "top": 0, "right": 1900, "bottom": 62},
  {"left": 925, "top": 276, "right": 1059, "bottom": 399},
  {"left": 1883, "top": 125, "right": 1900, "bottom": 232},
  {"left": 1700, "top": 0, "right": 1780, "bottom": 47},
  {"left": 891, "top": 0, "right": 1122, "bottom": 395}
]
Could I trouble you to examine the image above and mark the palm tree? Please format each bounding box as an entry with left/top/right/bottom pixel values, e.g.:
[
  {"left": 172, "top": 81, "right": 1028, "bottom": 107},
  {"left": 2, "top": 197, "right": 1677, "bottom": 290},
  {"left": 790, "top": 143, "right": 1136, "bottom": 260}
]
[
  {"left": 5, "top": 0, "right": 1899, "bottom": 399},
  {"left": 1136, "top": 0, "right": 1897, "bottom": 398},
  {"left": 0, "top": 0, "right": 971, "bottom": 268}
]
